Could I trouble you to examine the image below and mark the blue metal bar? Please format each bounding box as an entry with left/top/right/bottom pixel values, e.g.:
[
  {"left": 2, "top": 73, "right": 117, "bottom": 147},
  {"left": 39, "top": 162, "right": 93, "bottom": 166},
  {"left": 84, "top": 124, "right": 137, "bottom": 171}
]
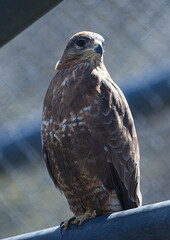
[
  {"left": 0, "top": 0, "right": 63, "bottom": 47},
  {"left": 3, "top": 200, "right": 170, "bottom": 240}
]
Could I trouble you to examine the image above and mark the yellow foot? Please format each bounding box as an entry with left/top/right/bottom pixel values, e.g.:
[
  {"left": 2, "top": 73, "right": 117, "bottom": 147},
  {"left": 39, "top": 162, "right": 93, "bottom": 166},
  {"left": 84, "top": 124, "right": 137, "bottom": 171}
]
[{"left": 60, "top": 210, "right": 98, "bottom": 234}]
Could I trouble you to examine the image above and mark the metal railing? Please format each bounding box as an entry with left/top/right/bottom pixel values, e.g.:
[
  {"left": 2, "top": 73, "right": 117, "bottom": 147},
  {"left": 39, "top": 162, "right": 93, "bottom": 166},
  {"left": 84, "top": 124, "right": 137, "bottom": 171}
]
[{"left": 4, "top": 200, "right": 170, "bottom": 240}]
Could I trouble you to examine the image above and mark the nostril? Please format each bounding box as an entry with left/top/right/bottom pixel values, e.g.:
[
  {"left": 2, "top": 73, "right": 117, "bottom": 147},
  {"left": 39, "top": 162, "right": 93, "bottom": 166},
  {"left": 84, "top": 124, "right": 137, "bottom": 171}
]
[{"left": 94, "top": 44, "right": 103, "bottom": 56}]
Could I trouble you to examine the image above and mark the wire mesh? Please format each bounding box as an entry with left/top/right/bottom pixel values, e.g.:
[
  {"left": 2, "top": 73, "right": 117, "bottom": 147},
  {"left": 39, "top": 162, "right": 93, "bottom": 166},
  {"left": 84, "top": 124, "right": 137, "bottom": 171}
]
[{"left": 0, "top": 0, "right": 170, "bottom": 238}]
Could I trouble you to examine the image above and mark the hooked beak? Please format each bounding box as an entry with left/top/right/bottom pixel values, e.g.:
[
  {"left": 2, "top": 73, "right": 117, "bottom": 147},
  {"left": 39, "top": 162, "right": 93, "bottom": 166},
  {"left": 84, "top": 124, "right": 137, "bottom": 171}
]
[{"left": 94, "top": 41, "right": 103, "bottom": 56}]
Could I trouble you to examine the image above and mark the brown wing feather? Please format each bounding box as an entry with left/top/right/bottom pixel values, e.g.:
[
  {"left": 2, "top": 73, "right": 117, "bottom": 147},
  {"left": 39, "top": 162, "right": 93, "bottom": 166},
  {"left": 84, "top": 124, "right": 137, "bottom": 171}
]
[
  {"left": 41, "top": 67, "right": 141, "bottom": 211},
  {"left": 42, "top": 144, "right": 59, "bottom": 188},
  {"left": 97, "top": 78, "right": 141, "bottom": 209}
]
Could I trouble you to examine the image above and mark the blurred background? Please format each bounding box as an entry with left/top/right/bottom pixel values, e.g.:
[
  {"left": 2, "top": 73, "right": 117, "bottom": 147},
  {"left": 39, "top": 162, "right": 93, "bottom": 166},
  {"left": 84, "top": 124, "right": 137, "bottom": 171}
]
[{"left": 0, "top": 0, "right": 170, "bottom": 238}]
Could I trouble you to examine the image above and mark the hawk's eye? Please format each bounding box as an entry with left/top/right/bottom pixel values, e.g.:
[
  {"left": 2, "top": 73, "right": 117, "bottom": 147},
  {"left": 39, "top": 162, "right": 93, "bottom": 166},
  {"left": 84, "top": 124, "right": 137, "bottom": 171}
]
[{"left": 76, "top": 39, "right": 86, "bottom": 47}]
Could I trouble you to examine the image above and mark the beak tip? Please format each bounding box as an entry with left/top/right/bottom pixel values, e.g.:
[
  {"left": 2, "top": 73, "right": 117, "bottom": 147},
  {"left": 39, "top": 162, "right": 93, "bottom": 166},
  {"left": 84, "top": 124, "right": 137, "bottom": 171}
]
[{"left": 94, "top": 44, "right": 103, "bottom": 56}]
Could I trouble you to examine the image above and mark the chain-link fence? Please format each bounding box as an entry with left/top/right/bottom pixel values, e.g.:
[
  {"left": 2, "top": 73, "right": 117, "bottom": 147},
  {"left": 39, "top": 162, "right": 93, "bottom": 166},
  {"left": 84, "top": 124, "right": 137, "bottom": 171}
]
[{"left": 0, "top": 0, "right": 170, "bottom": 238}]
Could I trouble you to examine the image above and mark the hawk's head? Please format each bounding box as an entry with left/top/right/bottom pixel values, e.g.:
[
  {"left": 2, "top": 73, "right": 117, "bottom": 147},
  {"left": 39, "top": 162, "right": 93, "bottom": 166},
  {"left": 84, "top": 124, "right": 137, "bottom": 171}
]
[{"left": 56, "top": 31, "right": 105, "bottom": 70}]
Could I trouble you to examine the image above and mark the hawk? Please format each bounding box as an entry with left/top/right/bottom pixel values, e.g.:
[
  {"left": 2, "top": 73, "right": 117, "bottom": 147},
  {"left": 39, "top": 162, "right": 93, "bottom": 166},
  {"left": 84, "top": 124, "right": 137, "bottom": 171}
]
[{"left": 41, "top": 31, "right": 142, "bottom": 230}]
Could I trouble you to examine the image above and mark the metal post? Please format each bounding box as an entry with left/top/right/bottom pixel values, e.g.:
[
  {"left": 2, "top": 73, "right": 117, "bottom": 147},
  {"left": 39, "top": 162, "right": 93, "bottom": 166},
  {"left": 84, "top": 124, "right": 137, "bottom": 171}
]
[{"left": 0, "top": 0, "right": 63, "bottom": 47}]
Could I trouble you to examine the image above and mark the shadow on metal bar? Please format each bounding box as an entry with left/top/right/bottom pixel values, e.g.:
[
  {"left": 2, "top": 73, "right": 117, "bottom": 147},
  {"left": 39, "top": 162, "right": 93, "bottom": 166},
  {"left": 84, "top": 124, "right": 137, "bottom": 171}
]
[
  {"left": 0, "top": 67, "right": 170, "bottom": 168},
  {"left": 0, "top": 0, "right": 63, "bottom": 47},
  {"left": 3, "top": 200, "right": 170, "bottom": 240}
]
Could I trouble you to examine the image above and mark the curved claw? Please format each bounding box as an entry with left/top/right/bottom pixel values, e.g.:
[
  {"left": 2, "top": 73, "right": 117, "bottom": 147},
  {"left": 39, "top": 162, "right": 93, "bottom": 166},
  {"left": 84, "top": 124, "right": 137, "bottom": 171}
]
[
  {"left": 60, "top": 211, "right": 98, "bottom": 233},
  {"left": 60, "top": 216, "right": 76, "bottom": 234},
  {"left": 94, "top": 210, "right": 99, "bottom": 217},
  {"left": 67, "top": 216, "right": 76, "bottom": 229},
  {"left": 76, "top": 220, "right": 80, "bottom": 229},
  {"left": 60, "top": 221, "right": 65, "bottom": 235},
  {"left": 60, "top": 221, "right": 64, "bottom": 228}
]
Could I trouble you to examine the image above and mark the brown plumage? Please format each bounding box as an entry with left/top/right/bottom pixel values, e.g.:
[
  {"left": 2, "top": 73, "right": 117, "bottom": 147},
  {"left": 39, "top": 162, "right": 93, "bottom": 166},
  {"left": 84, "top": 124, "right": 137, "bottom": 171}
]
[{"left": 41, "top": 31, "right": 142, "bottom": 229}]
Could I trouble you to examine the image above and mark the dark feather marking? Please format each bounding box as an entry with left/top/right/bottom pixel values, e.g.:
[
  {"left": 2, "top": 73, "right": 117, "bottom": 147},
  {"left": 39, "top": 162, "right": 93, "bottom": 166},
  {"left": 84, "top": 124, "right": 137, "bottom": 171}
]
[
  {"left": 107, "top": 163, "right": 137, "bottom": 209},
  {"left": 43, "top": 145, "right": 58, "bottom": 188}
]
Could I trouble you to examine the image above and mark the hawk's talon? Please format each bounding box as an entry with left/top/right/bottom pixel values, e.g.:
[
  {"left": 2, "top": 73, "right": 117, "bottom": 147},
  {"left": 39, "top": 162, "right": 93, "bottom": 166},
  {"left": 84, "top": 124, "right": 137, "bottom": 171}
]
[
  {"left": 60, "top": 221, "right": 64, "bottom": 228},
  {"left": 76, "top": 220, "right": 80, "bottom": 229},
  {"left": 60, "top": 211, "right": 98, "bottom": 232},
  {"left": 60, "top": 221, "right": 65, "bottom": 235},
  {"left": 60, "top": 216, "right": 77, "bottom": 233},
  {"left": 94, "top": 209, "right": 98, "bottom": 217},
  {"left": 67, "top": 216, "right": 76, "bottom": 229}
]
